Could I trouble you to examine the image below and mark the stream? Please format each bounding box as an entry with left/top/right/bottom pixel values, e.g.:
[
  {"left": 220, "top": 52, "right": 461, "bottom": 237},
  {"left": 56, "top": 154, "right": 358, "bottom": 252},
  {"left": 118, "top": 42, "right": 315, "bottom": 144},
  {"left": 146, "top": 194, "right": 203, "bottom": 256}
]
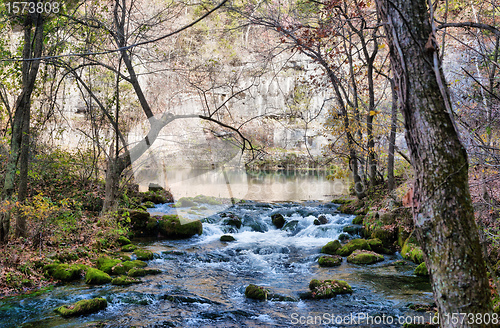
[{"left": 1, "top": 199, "right": 433, "bottom": 328}]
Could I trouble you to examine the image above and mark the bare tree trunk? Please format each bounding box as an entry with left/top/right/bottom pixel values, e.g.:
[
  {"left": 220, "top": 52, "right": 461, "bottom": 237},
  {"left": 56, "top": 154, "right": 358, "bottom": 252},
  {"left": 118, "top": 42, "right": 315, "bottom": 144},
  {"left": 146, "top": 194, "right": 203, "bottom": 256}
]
[
  {"left": 0, "top": 12, "right": 44, "bottom": 242},
  {"left": 387, "top": 78, "right": 398, "bottom": 191},
  {"left": 376, "top": 0, "right": 492, "bottom": 325}
]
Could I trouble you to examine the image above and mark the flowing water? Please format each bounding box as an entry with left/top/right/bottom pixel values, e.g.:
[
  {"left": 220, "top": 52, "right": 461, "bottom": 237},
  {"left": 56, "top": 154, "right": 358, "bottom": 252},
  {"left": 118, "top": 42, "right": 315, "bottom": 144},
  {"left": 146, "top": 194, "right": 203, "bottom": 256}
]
[
  {"left": 0, "top": 200, "right": 433, "bottom": 328},
  {"left": 1, "top": 171, "right": 433, "bottom": 327}
]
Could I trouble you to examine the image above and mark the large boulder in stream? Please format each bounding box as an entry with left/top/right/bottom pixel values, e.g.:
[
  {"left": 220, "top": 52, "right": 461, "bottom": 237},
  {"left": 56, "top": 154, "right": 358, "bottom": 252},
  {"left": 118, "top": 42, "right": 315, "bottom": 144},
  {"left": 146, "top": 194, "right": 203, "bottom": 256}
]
[
  {"left": 306, "top": 279, "right": 353, "bottom": 299},
  {"left": 314, "top": 215, "right": 329, "bottom": 225},
  {"left": 54, "top": 297, "right": 107, "bottom": 317},
  {"left": 318, "top": 255, "right": 342, "bottom": 267},
  {"left": 158, "top": 215, "right": 203, "bottom": 238},
  {"left": 85, "top": 268, "right": 112, "bottom": 285},
  {"left": 271, "top": 213, "right": 286, "bottom": 229},
  {"left": 133, "top": 249, "right": 154, "bottom": 261},
  {"left": 321, "top": 240, "right": 341, "bottom": 255},
  {"left": 96, "top": 257, "right": 122, "bottom": 274},
  {"left": 347, "top": 250, "right": 384, "bottom": 265},
  {"left": 245, "top": 284, "right": 269, "bottom": 301},
  {"left": 336, "top": 239, "right": 371, "bottom": 256}
]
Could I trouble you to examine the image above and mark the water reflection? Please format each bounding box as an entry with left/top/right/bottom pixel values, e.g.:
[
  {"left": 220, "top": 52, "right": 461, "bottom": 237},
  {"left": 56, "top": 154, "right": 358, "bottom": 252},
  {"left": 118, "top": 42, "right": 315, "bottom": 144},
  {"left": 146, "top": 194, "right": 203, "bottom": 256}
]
[{"left": 137, "top": 168, "right": 348, "bottom": 202}]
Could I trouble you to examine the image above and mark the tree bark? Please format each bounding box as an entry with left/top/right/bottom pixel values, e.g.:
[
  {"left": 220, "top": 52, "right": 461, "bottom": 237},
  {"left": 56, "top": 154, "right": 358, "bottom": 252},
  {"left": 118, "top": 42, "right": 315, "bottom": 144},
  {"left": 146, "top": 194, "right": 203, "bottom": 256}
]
[
  {"left": 1, "top": 12, "right": 44, "bottom": 242},
  {"left": 376, "top": 0, "right": 492, "bottom": 326},
  {"left": 387, "top": 78, "right": 398, "bottom": 191}
]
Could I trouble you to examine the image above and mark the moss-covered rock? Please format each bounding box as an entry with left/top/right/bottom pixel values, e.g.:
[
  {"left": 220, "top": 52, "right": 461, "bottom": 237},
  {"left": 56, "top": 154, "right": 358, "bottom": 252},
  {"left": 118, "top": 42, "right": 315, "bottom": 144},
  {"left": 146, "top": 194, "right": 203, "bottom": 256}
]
[
  {"left": 121, "top": 244, "right": 137, "bottom": 252},
  {"left": 331, "top": 198, "right": 355, "bottom": 205},
  {"left": 401, "top": 237, "right": 424, "bottom": 264},
  {"left": 193, "top": 194, "right": 222, "bottom": 205},
  {"left": 347, "top": 250, "right": 384, "bottom": 264},
  {"left": 175, "top": 197, "right": 197, "bottom": 207},
  {"left": 366, "top": 238, "right": 392, "bottom": 254},
  {"left": 308, "top": 279, "right": 352, "bottom": 299},
  {"left": 54, "top": 298, "right": 107, "bottom": 317},
  {"left": 111, "top": 276, "right": 141, "bottom": 286},
  {"left": 352, "top": 215, "right": 364, "bottom": 225},
  {"left": 370, "top": 227, "right": 397, "bottom": 247},
  {"left": 143, "top": 201, "right": 156, "bottom": 208},
  {"left": 118, "top": 236, "right": 131, "bottom": 246},
  {"left": 337, "top": 239, "right": 371, "bottom": 256},
  {"left": 321, "top": 240, "right": 341, "bottom": 255},
  {"left": 271, "top": 213, "right": 286, "bottom": 229},
  {"left": 141, "top": 189, "right": 174, "bottom": 204},
  {"left": 112, "top": 260, "right": 148, "bottom": 275},
  {"left": 85, "top": 268, "right": 112, "bottom": 285},
  {"left": 127, "top": 268, "right": 162, "bottom": 277},
  {"left": 338, "top": 233, "right": 349, "bottom": 241},
  {"left": 318, "top": 255, "right": 342, "bottom": 267},
  {"left": 96, "top": 257, "right": 122, "bottom": 274},
  {"left": 51, "top": 264, "right": 82, "bottom": 282},
  {"left": 220, "top": 235, "right": 236, "bottom": 242},
  {"left": 158, "top": 215, "right": 203, "bottom": 238},
  {"left": 398, "top": 226, "right": 411, "bottom": 249},
  {"left": 414, "top": 262, "right": 429, "bottom": 276},
  {"left": 133, "top": 249, "right": 154, "bottom": 261},
  {"left": 119, "top": 209, "right": 156, "bottom": 237},
  {"left": 245, "top": 284, "right": 268, "bottom": 301}
]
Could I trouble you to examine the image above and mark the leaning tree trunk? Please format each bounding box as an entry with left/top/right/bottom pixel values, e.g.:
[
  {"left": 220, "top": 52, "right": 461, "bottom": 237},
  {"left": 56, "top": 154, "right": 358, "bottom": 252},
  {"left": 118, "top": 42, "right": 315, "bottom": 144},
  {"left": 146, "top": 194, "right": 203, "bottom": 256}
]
[{"left": 376, "top": 0, "right": 492, "bottom": 326}]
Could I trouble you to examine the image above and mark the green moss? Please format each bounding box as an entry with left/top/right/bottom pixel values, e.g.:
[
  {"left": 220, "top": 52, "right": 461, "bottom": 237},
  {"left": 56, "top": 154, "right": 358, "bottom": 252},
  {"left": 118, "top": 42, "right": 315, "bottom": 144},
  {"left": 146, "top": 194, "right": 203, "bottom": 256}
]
[
  {"left": 401, "top": 238, "right": 424, "bottom": 264},
  {"left": 347, "top": 250, "right": 384, "bottom": 264},
  {"left": 371, "top": 227, "right": 396, "bottom": 246},
  {"left": 133, "top": 249, "right": 154, "bottom": 261},
  {"left": 352, "top": 215, "right": 364, "bottom": 225},
  {"left": 175, "top": 197, "right": 197, "bottom": 207},
  {"left": 42, "top": 262, "right": 61, "bottom": 277},
  {"left": 51, "top": 264, "right": 82, "bottom": 282},
  {"left": 331, "top": 198, "right": 354, "bottom": 205},
  {"left": 245, "top": 284, "right": 268, "bottom": 301},
  {"left": 157, "top": 215, "right": 203, "bottom": 238},
  {"left": 143, "top": 201, "right": 156, "bottom": 208},
  {"left": 112, "top": 260, "right": 147, "bottom": 275},
  {"left": 111, "top": 276, "right": 141, "bottom": 286},
  {"left": 121, "top": 244, "right": 137, "bottom": 252},
  {"left": 414, "top": 262, "right": 429, "bottom": 276},
  {"left": 308, "top": 279, "right": 352, "bottom": 299},
  {"left": 321, "top": 240, "right": 341, "bottom": 255},
  {"left": 193, "top": 195, "right": 222, "bottom": 205},
  {"left": 96, "top": 257, "right": 122, "bottom": 274},
  {"left": 85, "top": 268, "right": 112, "bottom": 285},
  {"left": 271, "top": 213, "right": 286, "bottom": 229},
  {"left": 318, "top": 255, "right": 342, "bottom": 267},
  {"left": 337, "top": 239, "right": 370, "bottom": 256},
  {"left": 117, "top": 236, "right": 131, "bottom": 246},
  {"left": 54, "top": 297, "right": 107, "bottom": 317}
]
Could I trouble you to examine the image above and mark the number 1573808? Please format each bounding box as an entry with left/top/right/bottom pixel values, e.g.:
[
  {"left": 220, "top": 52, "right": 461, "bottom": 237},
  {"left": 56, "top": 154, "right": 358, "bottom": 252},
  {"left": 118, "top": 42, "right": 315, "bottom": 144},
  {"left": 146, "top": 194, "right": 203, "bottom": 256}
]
[{"left": 5, "top": 2, "right": 60, "bottom": 14}]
